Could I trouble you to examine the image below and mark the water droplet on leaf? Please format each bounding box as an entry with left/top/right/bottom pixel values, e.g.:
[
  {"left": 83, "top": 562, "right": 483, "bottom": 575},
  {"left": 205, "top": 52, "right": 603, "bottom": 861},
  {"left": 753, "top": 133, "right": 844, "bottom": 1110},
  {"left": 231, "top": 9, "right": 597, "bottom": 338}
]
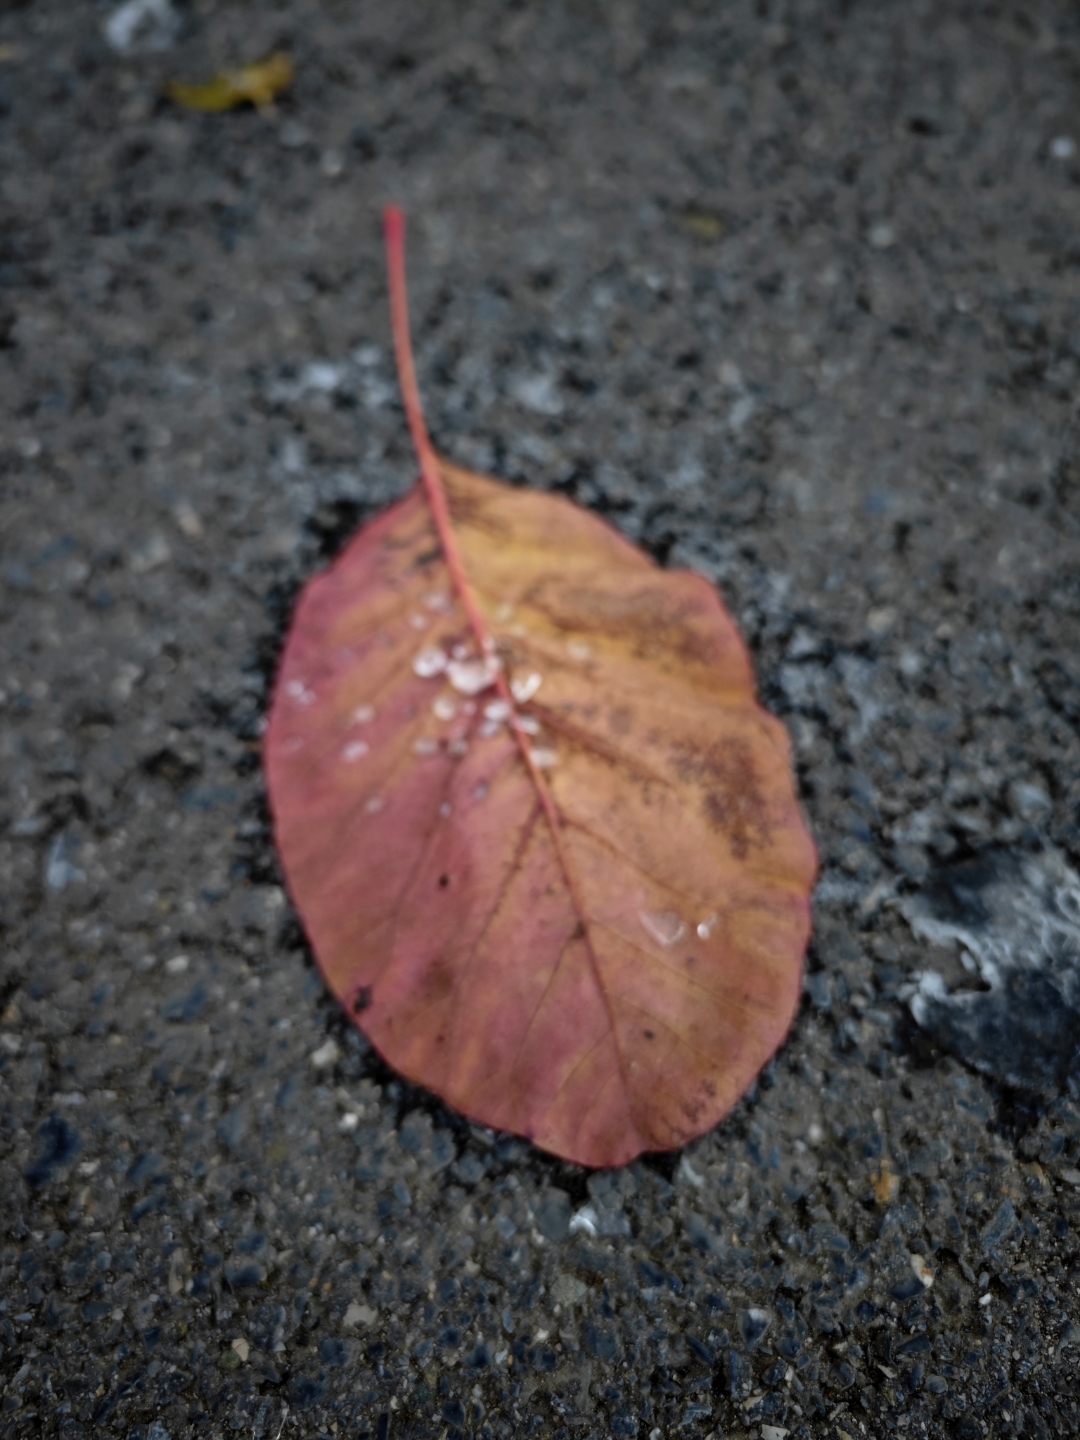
[
  {"left": 448, "top": 655, "right": 500, "bottom": 695},
  {"left": 342, "top": 740, "right": 370, "bottom": 762},
  {"left": 432, "top": 695, "right": 457, "bottom": 721},
  {"left": 696, "top": 913, "right": 718, "bottom": 939},
  {"left": 567, "top": 640, "right": 593, "bottom": 662},
  {"left": 350, "top": 704, "right": 375, "bottom": 725},
  {"left": 639, "top": 909, "right": 687, "bottom": 948},
  {"left": 413, "top": 647, "right": 448, "bottom": 678},
  {"left": 484, "top": 699, "right": 512, "bottom": 722},
  {"left": 285, "top": 678, "right": 316, "bottom": 706},
  {"left": 409, "top": 613, "right": 429, "bottom": 630},
  {"left": 510, "top": 672, "right": 542, "bottom": 703},
  {"left": 364, "top": 795, "right": 385, "bottom": 814},
  {"left": 413, "top": 738, "right": 438, "bottom": 757},
  {"left": 529, "top": 747, "right": 557, "bottom": 769}
]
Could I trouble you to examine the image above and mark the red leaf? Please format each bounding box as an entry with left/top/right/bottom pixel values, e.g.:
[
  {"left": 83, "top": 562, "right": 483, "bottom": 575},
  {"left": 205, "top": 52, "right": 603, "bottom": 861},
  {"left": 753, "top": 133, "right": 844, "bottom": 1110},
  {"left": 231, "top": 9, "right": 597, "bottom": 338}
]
[{"left": 264, "top": 210, "right": 816, "bottom": 1167}]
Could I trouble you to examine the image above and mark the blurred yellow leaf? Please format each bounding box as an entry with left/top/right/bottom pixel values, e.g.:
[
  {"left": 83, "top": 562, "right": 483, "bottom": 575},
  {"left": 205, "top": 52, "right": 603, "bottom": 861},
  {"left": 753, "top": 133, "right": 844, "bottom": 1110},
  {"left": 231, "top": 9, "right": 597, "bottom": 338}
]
[
  {"left": 681, "top": 210, "right": 725, "bottom": 242},
  {"left": 167, "top": 52, "right": 293, "bottom": 114}
]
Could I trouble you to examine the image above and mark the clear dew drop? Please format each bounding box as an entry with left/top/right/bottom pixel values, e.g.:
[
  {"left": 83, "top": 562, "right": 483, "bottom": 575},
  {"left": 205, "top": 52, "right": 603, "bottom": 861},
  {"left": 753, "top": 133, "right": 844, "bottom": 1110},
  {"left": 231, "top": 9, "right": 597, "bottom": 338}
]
[
  {"left": 484, "top": 699, "right": 511, "bottom": 722},
  {"left": 284, "top": 678, "right": 316, "bottom": 706},
  {"left": 529, "top": 746, "right": 557, "bottom": 769},
  {"left": 510, "top": 672, "right": 542, "bottom": 703},
  {"left": 342, "top": 740, "right": 370, "bottom": 762},
  {"left": 447, "top": 655, "right": 501, "bottom": 695},
  {"left": 567, "top": 640, "right": 593, "bottom": 662},
  {"left": 494, "top": 601, "right": 516, "bottom": 622},
  {"left": 516, "top": 714, "right": 540, "bottom": 736},
  {"left": 412, "top": 737, "right": 438, "bottom": 757},
  {"left": 424, "top": 590, "right": 452, "bottom": 613},
  {"left": 364, "top": 795, "right": 385, "bottom": 814},
  {"left": 409, "top": 613, "right": 429, "bottom": 630},
  {"left": 638, "top": 909, "right": 687, "bottom": 948},
  {"left": 473, "top": 781, "right": 489, "bottom": 801},
  {"left": 696, "top": 913, "right": 719, "bottom": 940},
  {"left": 439, "top": 801, "right": 453, "bottom": 818},
  {"left": 350, "top": 704, "right": 376, "bottom": 725},
  {"left": 284, "top": 736, "right": 303, "bottom": 754},
  {"left": 478, "top": 719, "right": 501, "bottom": 739},
  {"left": 451, "top": 642, "right": 468, "bottom": 660},
  {"left": 432, "top": 695, "right": 457, "bottom": 722},
  {"left": 412, "top": 646, "right": 448, "bottom": 678},
  {"left": 448, "top": 736, "right": 469, "bottom": 758}
]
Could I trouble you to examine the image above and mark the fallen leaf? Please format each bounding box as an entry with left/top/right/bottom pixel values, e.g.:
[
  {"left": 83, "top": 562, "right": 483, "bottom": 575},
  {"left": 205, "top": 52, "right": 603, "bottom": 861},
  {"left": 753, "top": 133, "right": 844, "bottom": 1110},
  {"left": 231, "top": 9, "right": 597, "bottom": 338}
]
[
  {"left": 264, "top": 210, "right": 816, "bottom": 1167},
  {"left": 681, "top": 210, "right": 725, "bottom": 242},
  {"left": 166, "top": 52, "right": 293, "bottom": 114}
]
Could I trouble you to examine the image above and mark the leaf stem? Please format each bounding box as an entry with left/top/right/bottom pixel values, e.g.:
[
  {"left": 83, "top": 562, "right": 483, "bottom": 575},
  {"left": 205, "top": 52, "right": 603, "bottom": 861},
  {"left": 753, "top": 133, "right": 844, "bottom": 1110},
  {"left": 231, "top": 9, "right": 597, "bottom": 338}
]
[{"left": 383, "top": 207, "right": 562, "bottom": 832}]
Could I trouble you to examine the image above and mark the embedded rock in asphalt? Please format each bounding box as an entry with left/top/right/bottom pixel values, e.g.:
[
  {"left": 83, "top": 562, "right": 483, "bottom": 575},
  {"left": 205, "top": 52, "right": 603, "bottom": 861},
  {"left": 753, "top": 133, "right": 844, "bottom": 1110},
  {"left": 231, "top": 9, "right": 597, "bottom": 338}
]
[{"left": 2, "top": 2, "right": 1080, "bottom": 1438}]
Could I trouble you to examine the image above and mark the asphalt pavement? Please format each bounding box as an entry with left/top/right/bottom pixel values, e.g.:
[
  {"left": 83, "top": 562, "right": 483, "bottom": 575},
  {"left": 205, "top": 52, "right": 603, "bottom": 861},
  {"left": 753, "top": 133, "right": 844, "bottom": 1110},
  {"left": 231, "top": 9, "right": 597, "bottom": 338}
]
[{"left": 1, "top": 2, "right": 1079, "bottom": 1438}]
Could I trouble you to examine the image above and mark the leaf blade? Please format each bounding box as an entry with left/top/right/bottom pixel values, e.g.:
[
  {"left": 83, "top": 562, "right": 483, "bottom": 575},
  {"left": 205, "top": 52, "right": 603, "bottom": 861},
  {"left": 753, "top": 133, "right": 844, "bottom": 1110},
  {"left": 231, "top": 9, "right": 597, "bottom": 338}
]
[{"left": 267, "top": 452, "right": 815, "bottom": 1166}]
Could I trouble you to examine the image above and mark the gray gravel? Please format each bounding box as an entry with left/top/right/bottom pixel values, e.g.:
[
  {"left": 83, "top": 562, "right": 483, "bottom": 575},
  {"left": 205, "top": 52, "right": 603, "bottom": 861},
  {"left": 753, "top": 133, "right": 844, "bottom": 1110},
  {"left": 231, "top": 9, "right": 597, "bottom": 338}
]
[{"left": 2, "top": 2, "right": 1080, "bottom": 1438}]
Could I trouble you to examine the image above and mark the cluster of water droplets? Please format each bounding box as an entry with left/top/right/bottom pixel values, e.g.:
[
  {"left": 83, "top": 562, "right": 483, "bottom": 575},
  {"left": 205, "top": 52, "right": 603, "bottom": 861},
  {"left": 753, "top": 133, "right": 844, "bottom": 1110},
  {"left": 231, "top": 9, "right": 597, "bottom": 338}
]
[
  {"left": 637, "top": 909, "right": 720, "bottom": 949},
  {"left": 410, "top": 642, "right": 556, "bottom": 767},
  {"left": 284, "top": 678, "right": 316, "bottom": 707}
]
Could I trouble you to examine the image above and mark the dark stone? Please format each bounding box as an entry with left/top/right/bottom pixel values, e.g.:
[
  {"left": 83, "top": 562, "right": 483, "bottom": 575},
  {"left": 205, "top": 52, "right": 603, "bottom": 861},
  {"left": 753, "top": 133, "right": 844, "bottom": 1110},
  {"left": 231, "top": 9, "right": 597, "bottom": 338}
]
[
  {"left": 161, "top": 985, "right": 209, "bottom": 1023},
  {"left": 319, "top": 1338, "right": 348, "bottom": 1367},
  {"left": 739, "top": 1309, "right": 771, "bottom": 1350},
  {"left": 583, "top": 1321, "right": 619, "bottom": 1361},
  {"left": 225, "top": 1262, "right": 265, "bottom": 1289},
  {"left": 24, "top": 1114, "right": 81, "bottom": 1188},
  {"left": 980, "top": 1199, "right": 1018, "bottom": 1251},
  {"left": 129, "top": 1152, "right": 167, "bottom": 1186},
  {"left": 287, "top": 1374, "right": 327, "bottom": 1410},
  {"left": 534, "top": 1188, "right": 572, "bottom": 1242},
  {"left": 686, "top": 1336, "right": 714, "bottom": 1366}
]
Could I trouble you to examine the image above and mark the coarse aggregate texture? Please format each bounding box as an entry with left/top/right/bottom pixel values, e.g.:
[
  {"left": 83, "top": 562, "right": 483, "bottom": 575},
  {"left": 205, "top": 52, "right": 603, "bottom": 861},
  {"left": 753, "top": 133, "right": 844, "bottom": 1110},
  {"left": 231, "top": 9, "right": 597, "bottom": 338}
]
[{"left": 1, "top": 2, "right": 1080, "bottom": 1438}]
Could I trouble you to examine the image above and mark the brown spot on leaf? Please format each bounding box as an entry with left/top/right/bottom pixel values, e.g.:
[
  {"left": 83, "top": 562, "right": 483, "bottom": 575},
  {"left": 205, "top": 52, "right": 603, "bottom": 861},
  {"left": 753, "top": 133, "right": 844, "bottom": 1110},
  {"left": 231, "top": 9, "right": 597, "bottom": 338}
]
[
  {"left": 670, "top": 737, "right": 771, "bottom": 860},
  {"left": 420, "top": 962, "right": 454, "bottom": 1006}
]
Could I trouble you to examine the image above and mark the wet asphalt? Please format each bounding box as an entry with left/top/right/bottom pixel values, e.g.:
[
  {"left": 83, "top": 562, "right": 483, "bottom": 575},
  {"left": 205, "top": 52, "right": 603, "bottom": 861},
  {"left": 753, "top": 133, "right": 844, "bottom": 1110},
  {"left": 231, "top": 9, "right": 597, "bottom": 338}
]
[{"left": 1, "top": 2, "right": 1080, "bottom": 1438}]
